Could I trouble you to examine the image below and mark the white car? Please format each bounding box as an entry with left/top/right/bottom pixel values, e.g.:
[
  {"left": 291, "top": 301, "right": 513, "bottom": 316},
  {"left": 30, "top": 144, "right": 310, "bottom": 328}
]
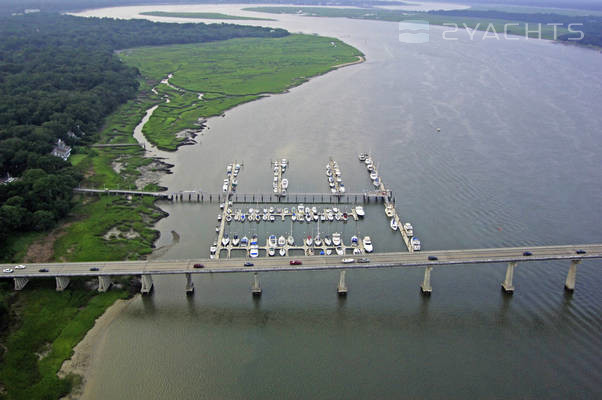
[
  {"left": 3, "top": 268, "right": 14, "bottom": 273},
  {"left": 341, "top": 258, "right": 355, "bottom": 264},
  {"left": 14, "top": 264, "right": 26, "bottom": 270}
]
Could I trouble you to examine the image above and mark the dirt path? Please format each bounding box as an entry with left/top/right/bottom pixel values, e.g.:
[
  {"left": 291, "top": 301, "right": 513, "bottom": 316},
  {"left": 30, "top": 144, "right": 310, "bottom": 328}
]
[{"left": 24, "top": 223, "right": 72, "bottom": 263}]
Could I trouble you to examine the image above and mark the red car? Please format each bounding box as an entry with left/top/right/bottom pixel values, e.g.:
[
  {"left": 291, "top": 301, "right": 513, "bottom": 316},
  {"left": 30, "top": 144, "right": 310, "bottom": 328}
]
[
  {"left": 289, "top": 260, "right": 302, "bottom": 265},
  {"left": 193, "top": 263, "right": 204, "bottom": 269}
]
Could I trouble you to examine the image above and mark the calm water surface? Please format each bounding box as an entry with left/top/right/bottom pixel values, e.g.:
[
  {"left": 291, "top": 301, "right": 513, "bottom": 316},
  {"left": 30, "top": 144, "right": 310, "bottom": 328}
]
[{"left": 75, "top": 5, "right": 602, "bottom": 399}]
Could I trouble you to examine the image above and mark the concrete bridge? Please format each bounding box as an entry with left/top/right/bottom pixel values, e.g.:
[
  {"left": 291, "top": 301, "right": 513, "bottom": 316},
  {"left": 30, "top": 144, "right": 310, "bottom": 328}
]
[{"left": 2, "top": 244, "right": 600, "bottom": 297}]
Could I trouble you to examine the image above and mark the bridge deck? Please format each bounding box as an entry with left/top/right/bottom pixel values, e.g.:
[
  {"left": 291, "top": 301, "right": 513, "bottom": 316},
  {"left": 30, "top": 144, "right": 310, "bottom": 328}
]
[{"left": 2, "top": 244, "right": 600, "bottom": 278}]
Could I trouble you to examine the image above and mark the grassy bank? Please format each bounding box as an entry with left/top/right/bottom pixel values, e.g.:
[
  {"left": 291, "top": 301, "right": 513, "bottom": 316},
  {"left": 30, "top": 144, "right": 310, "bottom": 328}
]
[
  {"left": 0, "top": 279, "right": 130, "bottom": 400},
  {"left": 119, "top": 34, "right": 364, "bottom": 150},
  {"left": 140, "top": 11, "right": 275, "bottom": 21}
]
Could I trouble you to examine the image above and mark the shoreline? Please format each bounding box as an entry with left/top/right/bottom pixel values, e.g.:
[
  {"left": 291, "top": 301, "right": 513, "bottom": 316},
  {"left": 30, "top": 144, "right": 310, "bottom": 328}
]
[{"left": 58, "top": 296, "right": 137, "bottom": 400}]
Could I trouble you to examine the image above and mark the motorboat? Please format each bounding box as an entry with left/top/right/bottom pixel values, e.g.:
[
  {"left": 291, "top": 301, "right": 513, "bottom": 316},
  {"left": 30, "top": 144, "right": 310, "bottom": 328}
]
[
  {"left": 268, "top": 235, "right": 277, "bottom": 247},
  {"left": 373, "top": 178, "right": 381, "bottom": 187},
  {"left": 249, "top": 246, "right": 259, "bottom": 258},
  {"left": 269, "top": 206, "right": 275, "bottom": 213},
  {"left": 287, "top": 235, "right": 295, "bottom": 246},
  {"left": 390, "top": 218, "right": 398, "bottom": 231},
  {"left": 319, "top": 249, "right": 325, "bottom": 255},
  {"left": 291, "top": 214, "right": 297, "bottom": 221},
  {"left": 351, "top": 236, "right": 358, "bottom": 246},
  {"left": 241, "top": 236, "right": 249, "bottom": 247},
  {"left": 262, "top": 213, "right": 269, "bottom": 221},
  {"left": 220, "top": 203, "right": 225, "bottom": 209},
  {"left": 336, "top": 247, "right": 344, "bottom": 256},
  {"left": 370, "top": 171, "right": 378, "bottom": 180},
  {"left": 342, "top": 213, "right": 348, "bottom": 222},
  {"left": 217, "top": 214, "right": 222, "bottom": 221},
  {"left": 313, "top": 213, "right": 319, "bottom": 221},
  {"left": 326, "top": 169, "right": 332, "bottom": 177},
  {"left": 385, "top": 204, "right": 395, "bottom": 217},
  {"left": 335, "top": 213, "right": 341, "bottom": 221},
  {"left": 234, "top": 214, "right": 240, "bottom": 222},
  {"left": 331, "top": 188, "right": 337, "bottom": 194},
  {"left": 281, "top": 178, "right": 288, "bottom": 189},
  {"left": 222, "top": 234, "right": 230, "bottom": 246},
  {"left": 364, "top": 157, "right": 372, "bottom": 165},
  {"left": 320, "top": 213, "right": 326, "bottom": 222},
  {"left": 332, "top": 232, "right": 341, "bottom": 246},
  {"left": 403, "top": 222, "right": 414, "bottom": 237},
  {"left": 215, "top": 225, "right": 219, "bottom": 233},
  {"left": 324, "top": 236, "right": 332, "bottom": 246},
  {"left": 232, "top": 179, "right": 238, "bottom": 187},
  {"left": 326, "top": 248, "right": 332, "bottom": 255},
  {"left": 305, "top": 236, "right": 313, "bottom": 246},
  {"left": 283, "top": 208, "right": 289, "bottom": 214},
  {"left": 268, "top": 247, "right": 276, "bottom": 257},
  {"left": 333, "top": 207, "right": 339, "bottom": 213},
  {"left": 327, "top": 212, "right": 334, "bottom": 221},
  {"left": 297, "top": 204, "right": 304, "bottom": 213},
  {"left": 359, "top": 152, "right": 368, "bottom": 161},
  {"left": 355, "top": 206, "right": 365, "bottom": 217},
  {"left": 312, "top": 206, "right": 318, "bottom": 214},
  {"left": 226, "top": 164, "right": 233, "bottom": 174},
  {"left": 278, "top": 236, "right": 286, "bottom": 247},
  {"left": 226, "top": 215, "right": 232, "bottom": 223},
  {"left": 270, "top": 215, "right": 275, "bottom": 222},
  {"left": 411, "top": 237, "right": 421, "bottom": 251},
  {"left": 363, "top": 236, "right": 373, "bottom": 253},
  {"left": 339, "top": 184, "right": 345, "bottom": 193},
  {"left": 279, "top": 248, "right": 286, "bottom": 256},
  {"left": 305, "top": 207, "right": 310, "bottom": 215},
  {"left": 367, "top": 164, "right": 374, "bottom": 172},
  {"left": 314, "top": 235, "right": 322, "bottom": 246},
  {"left": 305, "top": 214, "right": 312, "bottom": 222},
  {"left": 251, "top": 235, "right": 258, "bottom": 245},
  {"left": 232, "top": 234, "right": 240, "bottom": 246},
  {"left": 210, "top": 244, "right": 217, "bottom": 254},
  {"left": 240, "top": 214, "right": 246, "bottom": 222}
]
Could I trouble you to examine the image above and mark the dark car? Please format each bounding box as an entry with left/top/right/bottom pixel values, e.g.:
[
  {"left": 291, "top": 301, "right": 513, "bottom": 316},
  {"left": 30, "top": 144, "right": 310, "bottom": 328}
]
[
  {"left": 193, "top": 263, "right": 204, "bottom": 269},
  {"left": 575, "top": 249, "right": 587, "bottom": 255},
  {"left": 522, "top": 251, "right": 532, "bottom": 256},
  {"left": 290, "top": 260, "right": 302, "bottom": 265},
  {"left": 357, "top": 258, "right": 370, "bottom": 263},
  {"left": 39, "top": 268, "right": 49, "bottom": 272},
  {"left": 89, "top": 267, "right": 99, "bottom": 271},
  {"left": 244, "top": 262, "right": 254, "bottom": 267},
  {"left": 428, "top": 255, "right": 438, "bottom": 261}
]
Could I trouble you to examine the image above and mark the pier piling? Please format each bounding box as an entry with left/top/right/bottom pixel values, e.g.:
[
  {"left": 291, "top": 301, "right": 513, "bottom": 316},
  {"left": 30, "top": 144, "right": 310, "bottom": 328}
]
[
  {"left": 420, "top": 266, "right": 432, "bottom": 295},
  {"left": 251, "top": 272, "right": 262, "bottom": 297},
  {"left": 337, "top": 270, "right": 348, "bottom": 296},
  {"left": 565, "top": 259, "right": 580, "bottom": 292},
  {"left": 501, "top": 262, "right": 517, "bottom": 294}
]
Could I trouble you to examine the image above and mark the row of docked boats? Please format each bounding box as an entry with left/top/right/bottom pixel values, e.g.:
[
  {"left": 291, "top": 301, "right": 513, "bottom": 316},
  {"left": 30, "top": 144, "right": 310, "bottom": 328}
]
[
  {"left": 326, "top": 160, "right": 346, "bottom": 193},
  {"left": 222, "top": 163, "right": 242, "bottom": 192},
  {"left": 359, "top": 153, "right": 382, "bottom": 188},
  {"left": 272, "top": 159, "right": 288, "bottom": 196},
  {"left": 218, "top": 205, "right": 365, "bottom": 223}
]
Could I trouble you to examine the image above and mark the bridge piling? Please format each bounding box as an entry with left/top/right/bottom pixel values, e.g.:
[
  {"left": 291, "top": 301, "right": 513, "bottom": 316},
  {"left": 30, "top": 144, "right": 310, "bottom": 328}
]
[
  {"left": 564, "top": 259, "right": 580, "bottom": 292},
  {"left": 98, "top": 276, "right": 112, "bottom": 292},
  {"left": 251, "top": 272, "right": 262, "bottom": 297},
  {"left": 501, "top": 262, "right": 517, "bottom": 294},
  {"left": 337, "top": 270, "right": 348, "bottom": 296},
  {"left": 185, "top": 273, "right": 194, "bottom": 295},
  {"left": 14, "top": 277, "right": 29, "bottom": 291},
  {"left": 141, "top": 275, "right": 153, "bottom": 294},
  {"left": 56, "top": 277, "right": 70, "bottom": 291},
  {"left": 420, "top": 266, "right": 432, "bottom": 295}
]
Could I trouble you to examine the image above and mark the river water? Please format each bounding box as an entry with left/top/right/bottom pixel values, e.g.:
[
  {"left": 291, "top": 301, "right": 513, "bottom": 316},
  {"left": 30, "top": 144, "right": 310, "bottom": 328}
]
[{"left": 74, "top": 5, "right": 602, "bottom": 399}]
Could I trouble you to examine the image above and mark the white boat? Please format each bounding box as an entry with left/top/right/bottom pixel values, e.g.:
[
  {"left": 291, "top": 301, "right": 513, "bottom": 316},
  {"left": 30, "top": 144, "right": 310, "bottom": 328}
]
[
  {"left": 241, "top": 236, "right": 249, "bottom": 247},
  {"left": 359, "top": 152, "right": 368, "bottom": 161},
  {"left": 320, "top": 213, "right": 326, "bottom": 222},
  {"left": 226, "top": 215, "right": 232, "bottom": 223},
  {"left": 217, "top": 214, "right": 222, "bottom": 221},
  {"left": 390, "top": 218, "right": 398, "bottom": 231},
  {"left": 373, "top": 178, "right": 380, "bottom": 187},
  {"left": 305, "top": 214, "right": 312, "bottom": 222},
  {"left": 222, "top": 234, "right": 230, "bottom": 246},
  {"left": 313, "top": 213, "right": 319, "bottom": 221},
  {"left": 326, "top": 248, "right": 332, "bottom": 255},
  {"left": 327, "top": 212, "right": 334, "bottom": 221},
  {"left": 268, "top": 235, "right": 277, "bottom": 247},
  {"left": 335, "top": 213, "right": 341, "bottom": 221},
  {"left": 355, "top": 206, "right": 365, "bottom": 217},
  {"left": 240, "top": 214, "right": 246, "bottom": 222},
  {"left": 269, "top": 215, "right": 275, "bottom": 222},
  {"left": 268, "top": 247, "right": 275, "bottom": 257},
  {"left": 339, "top": 184, "right": 345, "bottom": 193},
  {"left": 219, "top": 203, "right": 225, "bottom": 209},
  {"left": 262, "top": 213, "right": 269, "bottom": 221},
  {"left": 305, "top": 236, "right": 313, "bottom": 246},
  {"left": 278, "top": 236, "right": 286, "bottom": 246},
  {"left": 279, "top": 248, "right": 286, "bottom": 256},
  {"left": 249, "top": 246, "right": 259, "bottom": 258},
  {"left": 297, "top": 204, "right": 304, "bottom": 214},
  {"left": 312, "top": 206, "right": 317, "bottom": 214},
  {"left": 234, "top": 214, "right": 240, "bottom": 222},
  {"left": 363, "top": 236, "right": 373, "bottom": 253},
  {"left": 291, "top": 214, "right": 297, "bottom": 221},
  {"left": 281, "top": 178, "right": 288, "bottom": 189},
  {"left": 232, "top": 234, "right": 240, "bottom": 246},
  {"left": 365, "top": 157, "right": 372, "bottom": 165},
  {"left": 385, "top": 204, "right": 395, "bottom": 217},
  {"left": 314, "top": 235, "right": 322, "bottom": 246},
  {"left": 370, "top": 171, "right": 378, "bottom": 180},
  {"left": 210, "top": 245, "right": 217, "bottom": 254},
  {"left": 324, "top": 236, "right": 332, "bottom": 246},
  {"left": 287, "top": 235, "right": 295, "bottom": 246},
  {"left": 411, "top": 237, "right": 421, "bottom": 251},
  {"left": 269, "top": 206, "right": 275, "bottom": 213},
  {"left": 332, "top": 233, "right": 341, "bottom": 246},
  {"left": 336, "top": 247, "right": 344, "bottom": 256},
  {"left": 404, "top": 222, "right": 414, "bottom": 237}
]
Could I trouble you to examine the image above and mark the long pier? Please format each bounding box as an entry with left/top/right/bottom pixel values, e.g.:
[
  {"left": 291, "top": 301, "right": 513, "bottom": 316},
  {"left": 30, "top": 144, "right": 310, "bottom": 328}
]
[
  {"left": 74, "top": 188, "right": 390, "bottom": 204},
  {"left": 2, "top": 244, "right": 600, "bottom": 296}
]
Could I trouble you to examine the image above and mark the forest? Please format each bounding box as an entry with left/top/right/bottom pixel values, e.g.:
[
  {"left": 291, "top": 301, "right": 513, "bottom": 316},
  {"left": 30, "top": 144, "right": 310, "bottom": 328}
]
[{"left": 0, "top": 13, "right": 287, "bottom": 253}]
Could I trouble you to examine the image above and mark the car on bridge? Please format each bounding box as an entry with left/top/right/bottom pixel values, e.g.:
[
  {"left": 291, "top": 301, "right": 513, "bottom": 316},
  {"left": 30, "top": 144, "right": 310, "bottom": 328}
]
[
  {"left": 523, "top": 251, "right": 533, "bottom": 256},
  {"left": 289, "top": 260, "right": 302, "bottom": 265},
  {"left": 244, "top": 262, "right": 254, "bottom": 267},
  {"left": 341, "top": 258, "right": 355, "bottom": 264},
  {"left": 39, "top": 268, "right": 49, "bottom": 273},
  {"left": 90, "top": 267, "right": 99, "bottom": 271},
  {"left": 14, "top": 264, "right": 26, "bottom": 270},
  {"left": 3, "top": 268, "right": 13, "bottom": 273},
  {"left": 193, "top": 263, "right": 204, "bottom": 269},
  {"left": 357, "top": 258, "right": 370, "bottom": 263},
  {"left": 428, "top": 256, "right": 438, "bottom": 261},
  {"left": 576, "top": 249, "right": 587, "bottom": 254}
]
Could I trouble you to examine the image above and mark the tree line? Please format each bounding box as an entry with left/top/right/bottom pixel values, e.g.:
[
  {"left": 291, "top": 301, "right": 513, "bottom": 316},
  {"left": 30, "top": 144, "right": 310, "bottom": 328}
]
[{"left": 0, "top": 12, "right": 287, "bottom": 251}]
